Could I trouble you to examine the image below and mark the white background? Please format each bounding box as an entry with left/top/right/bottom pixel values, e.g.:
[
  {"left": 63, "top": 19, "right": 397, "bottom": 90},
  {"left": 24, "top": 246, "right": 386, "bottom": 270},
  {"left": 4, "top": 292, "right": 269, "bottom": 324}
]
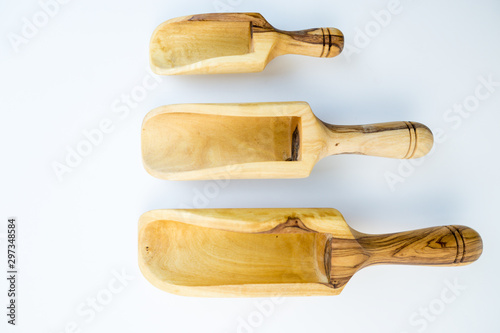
[{"left": 1, "top": 0, "right": 499, "bottom": 332}]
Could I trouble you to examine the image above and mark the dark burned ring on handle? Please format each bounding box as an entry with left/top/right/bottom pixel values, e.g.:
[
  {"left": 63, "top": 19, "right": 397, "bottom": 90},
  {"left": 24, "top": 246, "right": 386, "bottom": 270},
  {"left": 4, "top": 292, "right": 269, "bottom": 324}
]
[
  {"left": 404, "top": 121, "right": 418, "bottom": 159},
  {"left": 319, "top": 27, "right": 342, "bottom": 58}
]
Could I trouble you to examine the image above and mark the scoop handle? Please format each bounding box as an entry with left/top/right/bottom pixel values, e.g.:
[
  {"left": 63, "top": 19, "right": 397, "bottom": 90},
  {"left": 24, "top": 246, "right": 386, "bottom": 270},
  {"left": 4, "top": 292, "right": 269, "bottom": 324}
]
[
  {"left": 324, "top": 121, "right": 434, "bottom": 159},
  {"left": 276, "top": 28, "right": 344, "bottom": 58},
  {"left": 356, "top": 225, "right": 483, "bottom": 267}
]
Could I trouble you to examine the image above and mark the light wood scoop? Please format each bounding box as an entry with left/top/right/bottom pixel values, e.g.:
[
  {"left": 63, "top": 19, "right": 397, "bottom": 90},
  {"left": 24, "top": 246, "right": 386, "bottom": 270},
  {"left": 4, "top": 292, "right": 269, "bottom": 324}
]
[
  {"left": 141, "top": 102, "right": 434, "bottom": 180},
  {"left": 150, "top": 13, "right": 344, "bottom": 75},
  {"left": 138, "top": 209, "right": 482, "bottom": 297}
]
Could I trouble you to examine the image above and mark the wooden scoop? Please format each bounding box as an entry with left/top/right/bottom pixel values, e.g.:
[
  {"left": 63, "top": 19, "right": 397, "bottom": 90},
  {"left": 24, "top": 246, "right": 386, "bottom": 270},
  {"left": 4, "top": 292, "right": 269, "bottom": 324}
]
[
  {"left": 149, "top": 13, "right": 344, "bottom": 75},
  {"left": 138, "top": 209, "right": 483, "bottom": 297},
  {"left": 141, "top": 102, "right": 434, "bottom": 180}
]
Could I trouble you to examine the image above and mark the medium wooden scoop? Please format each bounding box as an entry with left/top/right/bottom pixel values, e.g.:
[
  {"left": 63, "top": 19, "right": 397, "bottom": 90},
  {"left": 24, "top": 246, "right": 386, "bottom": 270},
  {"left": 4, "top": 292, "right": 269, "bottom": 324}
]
[
  {"left": 149, "top": 13, "right": 344, "bottom": 75},
  {"left": 141, "top": 102, "right": 434, "bottom": 180},
  {"left": 138, "top": 209, "right": 482, "bottom": 297}
]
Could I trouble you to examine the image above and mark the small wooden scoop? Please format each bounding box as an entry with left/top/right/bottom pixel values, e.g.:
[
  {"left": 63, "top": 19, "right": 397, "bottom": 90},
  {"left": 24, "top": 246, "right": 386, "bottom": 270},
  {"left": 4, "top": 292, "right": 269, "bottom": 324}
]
[
  {"left": 138, "top": 209, "right": 482, "bottom": 297},
  {"left": 149, "top": 13, "right": 344, "bottom": 75},
  {"left": 141, "top": 102, "right": 434, "bottom": 180}
]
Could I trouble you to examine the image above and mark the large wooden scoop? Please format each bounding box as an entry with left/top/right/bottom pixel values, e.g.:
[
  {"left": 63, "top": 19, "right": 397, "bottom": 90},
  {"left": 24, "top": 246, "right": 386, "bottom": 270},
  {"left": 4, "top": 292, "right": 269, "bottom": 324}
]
[
  {"left": 149, "top": 13, "right": 344, "bottom": 75},
  {"left": 141, "top": 102, "right": 434, "bottom": 180},
  {"left": 138, "top": 209, "right": 482, "bottom": 297}
]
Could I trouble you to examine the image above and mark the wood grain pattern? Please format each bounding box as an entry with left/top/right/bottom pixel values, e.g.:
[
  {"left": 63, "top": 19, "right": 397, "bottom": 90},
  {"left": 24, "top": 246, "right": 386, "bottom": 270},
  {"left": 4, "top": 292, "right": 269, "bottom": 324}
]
[
  {"left": 150, "top": 13, "right": 344, "bottom": 75},
  {"left": 329, "top": 225, "right": 483, "bottom": 289},
  {"left": 141, "top": 102, "right": 434, "bottom": 180},
  {"left": 138, "top": 209, "right": 482, "bottom": 297},
  {"left": 323, "top": 121, "right": 434, "bottom": 159}
]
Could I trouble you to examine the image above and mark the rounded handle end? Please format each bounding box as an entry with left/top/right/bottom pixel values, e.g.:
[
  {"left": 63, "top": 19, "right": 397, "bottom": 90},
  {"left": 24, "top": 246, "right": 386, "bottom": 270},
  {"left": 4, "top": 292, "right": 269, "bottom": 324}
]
[
  {"left": 449, "top": 225, "right": 483, "bottom": 265},
  {"left": 404, "top": 121, "right": 434, "bottom": 159},
  {"left": 321, "top": 28, "right": 344, "bottom": 58}
]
